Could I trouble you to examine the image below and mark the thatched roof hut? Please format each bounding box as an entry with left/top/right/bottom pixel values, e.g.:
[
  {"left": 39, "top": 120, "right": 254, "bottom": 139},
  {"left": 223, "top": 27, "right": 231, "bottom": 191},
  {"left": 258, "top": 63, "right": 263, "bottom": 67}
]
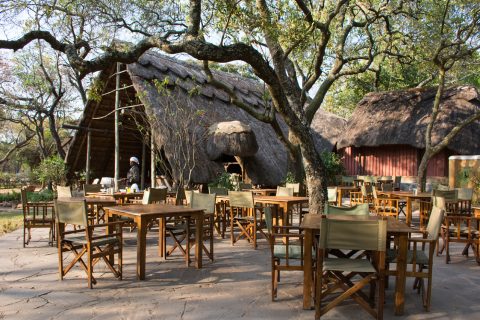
[
  {"left": 338, "top": 86, "right": 480, "bottom": 153},
  {"left": 66, "top": 51, "right": 345, "bottom": 186},
  {"left": 338, "top": 86, "right": 480, "bottom": 177}
]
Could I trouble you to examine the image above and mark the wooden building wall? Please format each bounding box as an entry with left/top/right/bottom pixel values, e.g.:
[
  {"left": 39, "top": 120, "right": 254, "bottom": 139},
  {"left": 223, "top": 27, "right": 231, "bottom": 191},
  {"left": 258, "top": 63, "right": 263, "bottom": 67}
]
[{"left": 340, "top": 145, "right": 450, "bottom": 177}]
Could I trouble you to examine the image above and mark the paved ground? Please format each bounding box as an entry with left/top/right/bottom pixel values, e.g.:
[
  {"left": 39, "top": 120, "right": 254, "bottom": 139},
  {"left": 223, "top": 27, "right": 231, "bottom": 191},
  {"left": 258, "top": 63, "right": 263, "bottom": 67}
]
[{"left": 1, "top": 219, "right": 479, "bottom": 320}]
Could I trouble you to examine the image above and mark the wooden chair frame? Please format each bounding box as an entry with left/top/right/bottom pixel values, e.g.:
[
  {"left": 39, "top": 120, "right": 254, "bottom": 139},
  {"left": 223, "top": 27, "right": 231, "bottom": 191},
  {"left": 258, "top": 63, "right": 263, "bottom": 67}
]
[
  {"left": 229, "top": 191, "right": 268, "bottom": 249},
  {"left": 55, "top": 199, "right": 123, "bottom": 288},
  {"left": 21, "top": 188, "right": 55, "bottom": 247},
  {"left": 315, "top": 218, "right": 387, "bottom": 320}
]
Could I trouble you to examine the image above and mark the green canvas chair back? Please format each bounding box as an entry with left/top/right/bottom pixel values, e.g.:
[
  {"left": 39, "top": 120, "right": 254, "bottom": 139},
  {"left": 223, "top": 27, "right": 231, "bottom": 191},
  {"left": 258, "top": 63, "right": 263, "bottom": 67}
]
[
  {"left": 142, "top": 187, "right": 167, "bottom": 204},
  {"left": 341, "top": 176, "right": 354, "bottom": 186},
  {"left": 363, "top": 176, "right": 375, "bottom": 184},
  {"left": 55, "top": 199, "right": 88, "bottom": 227},
  {"left": 228, "top": 191, "right": 254, "bottom": 209},
  {"left": 327, "top": 187, "right": 337, "bottom": 203},
  {"left": 436, "top": 184, "right": 450, "bottom": 191},
  {"left": 325, "top": 203, "right": 369, "bottom": 216},
  {"left": 149, "top": 187, "right": 168, "bottom": 203},
  {"left": 264, "top": 205, "right": 274, "bottom": 234},
  {"left": 184, "top": 190, "right": 194, "bottom": 205},
  {"left": 190, "top": 193, "right": 216, "bottom": 214},
  {"left": 425, "top": 206, "right": 445, "bottom": 241},
  {"left": 239, "top": 182, "right": 253, "bottom": 190},
  {"left": 208, "top": 186, "right": 228, "bottom": 196},
  {"left": 433, "top": 189, "right": 457, "bottom": 202},
  {"left": 361, "top": 185, "right": 369, "bottom": 197},
  {"left": 432, "top": 196, "right": 446, "bottom": 210},
  {"left": 319, "top": 218, "right": 387, "bottom": 251},
  {"left": 456, "top": 188, "right": 473, "bottom": 201},
  {"left": 83, "top": 184, "right": 102, "bottom": 195},
  {"left": 382, "top": 183, "right": 393, "bottom": 191},
  {"left": 286, "top": 183, "right": 300, "bottom": 194},
  {"left": 277, "top": 186, "right": 294, "bottom": 197},
  {"left": 372, "top": 187, "right": 378, "bottom": 200},
  {"left": 57, "top": 186, "right": 72, "bottom": 198}
]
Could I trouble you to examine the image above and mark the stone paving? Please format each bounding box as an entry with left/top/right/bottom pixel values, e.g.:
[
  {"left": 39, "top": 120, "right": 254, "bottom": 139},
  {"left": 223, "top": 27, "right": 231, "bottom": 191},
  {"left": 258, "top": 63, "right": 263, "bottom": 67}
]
[{"left": 1, "top": 219, "right": 480, "bottom": 320}]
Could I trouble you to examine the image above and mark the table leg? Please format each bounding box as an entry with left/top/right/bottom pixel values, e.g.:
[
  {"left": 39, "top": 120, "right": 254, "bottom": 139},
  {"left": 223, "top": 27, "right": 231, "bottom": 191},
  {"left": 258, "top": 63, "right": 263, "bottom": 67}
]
[
  {"left": 395, "top": 233, "right": 407, "bottom": 315},
  {"left": 338, "top": 189, "right": 344, "bottom": 206},
  {"left": 105, "top": 210, "right": 114, "bottom": 266},
  {"left": 136, "top": 216, "right": 147, "bottom": 280},
  {"left": 303, "top": 228, "right": 313, "bottom": 310},
  {"left": 406, "top": 198, "right": 412, "bottom": 226},
  {"left": 195, "top": 213, "right": 202, "bottom": 269},
  {"left": 158, "top": 217, "right": 166, "bottom": 259}
]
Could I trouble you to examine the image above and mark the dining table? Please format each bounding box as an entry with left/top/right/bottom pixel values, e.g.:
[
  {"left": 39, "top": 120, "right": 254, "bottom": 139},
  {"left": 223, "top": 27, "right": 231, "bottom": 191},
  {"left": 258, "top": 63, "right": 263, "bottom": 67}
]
[
  {"left": 300, "top": 213, "right": 419, "bottom": 316},
  {"left": 216, "top": 194, "right": 309, "bottom": 226},
  {"left": 104, "top": 203, "right": 204, "bottom": 280},
  {"left": 246, "top": 188, "right": 277, "bottom": 196},
  {"left": 377, "top": 190, "right": 432, "bottom": 225},
  {"left": 86, "top": 191, "right": 144, "bottom": 204}
]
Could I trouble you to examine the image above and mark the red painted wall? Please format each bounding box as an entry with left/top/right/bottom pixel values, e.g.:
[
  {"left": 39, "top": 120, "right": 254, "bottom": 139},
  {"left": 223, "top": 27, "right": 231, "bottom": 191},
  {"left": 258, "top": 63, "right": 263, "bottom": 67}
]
[{"left": 340, "top": 145, "right": 449, "bottom": 177}]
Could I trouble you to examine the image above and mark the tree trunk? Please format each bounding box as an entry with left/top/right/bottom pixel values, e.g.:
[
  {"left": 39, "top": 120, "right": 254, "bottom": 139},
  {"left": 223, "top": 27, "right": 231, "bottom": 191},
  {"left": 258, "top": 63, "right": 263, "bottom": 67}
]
[
  {"left": 48, "top": 112, "right": 66, "bottom": 159},
  {"left": 417, "top": 150, "right": 430, "bottom": 192},
  {"left": 295, "top": 133, "right": 327, "bottom": 215},
  {"left": 287, "top": 132, "right": 305, "bottom": 193}
]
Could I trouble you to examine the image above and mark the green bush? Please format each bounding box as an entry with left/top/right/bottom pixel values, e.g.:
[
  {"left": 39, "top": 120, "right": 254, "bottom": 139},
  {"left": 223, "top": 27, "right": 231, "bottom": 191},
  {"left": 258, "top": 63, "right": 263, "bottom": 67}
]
[
  {"left": 320, "top": 152, "right": 345, "bottom": 186},
  {"left": 208, "top": 172, "right": 235, "bottom": 190},
  {"left": 27, "top": 190, "right": 54, "bottom": 202},
  {"left": 34, "top": 155, "right": 67, "bottom": 187},
  {"left": 0, "top": 191, "right": 21, "bottom": 202}
]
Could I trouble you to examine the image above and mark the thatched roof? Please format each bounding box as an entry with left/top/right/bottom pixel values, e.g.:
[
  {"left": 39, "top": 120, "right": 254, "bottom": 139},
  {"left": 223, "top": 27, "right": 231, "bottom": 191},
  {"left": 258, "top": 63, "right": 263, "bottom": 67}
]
[
  {"left": 311, "top": 110, "right": 347, "bottom": 151},
  {"left": 65, "top": 51, "right": 345, "bottom": 185},
  {"left": 337, "top": 86, "right": 480, "bottom": 155},
  {"left": 206, "top": 121, "right": 259, "bottom": 160}
]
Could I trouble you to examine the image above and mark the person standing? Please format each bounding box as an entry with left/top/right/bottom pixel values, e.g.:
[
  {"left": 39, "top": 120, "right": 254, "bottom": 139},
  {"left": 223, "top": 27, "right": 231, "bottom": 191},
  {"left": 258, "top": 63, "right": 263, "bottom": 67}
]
[{"left": 127, "top": 156, "right": 140, "bottom": 191}]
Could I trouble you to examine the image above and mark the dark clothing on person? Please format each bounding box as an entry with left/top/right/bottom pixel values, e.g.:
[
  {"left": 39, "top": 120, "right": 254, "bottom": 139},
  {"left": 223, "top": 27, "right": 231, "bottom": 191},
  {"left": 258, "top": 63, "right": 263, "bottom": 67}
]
[{"left": 127, "top": 163, "right": 140, "bottom": 186}]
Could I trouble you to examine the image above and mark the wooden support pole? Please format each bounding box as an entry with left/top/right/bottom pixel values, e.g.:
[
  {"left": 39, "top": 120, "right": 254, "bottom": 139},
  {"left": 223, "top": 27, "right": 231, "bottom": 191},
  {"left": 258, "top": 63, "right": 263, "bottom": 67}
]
[
  {"left": 141, "top": 140, "right": 146, "bottom": 190},
  {"left": 114, "top": 63, "right": 121, "bottom": 191},
  {"left": 86, "top": 131, "right": 91, "bottom": 184},
  {"left": 151, "top": 133, "right": 156, "bottom": 188}
]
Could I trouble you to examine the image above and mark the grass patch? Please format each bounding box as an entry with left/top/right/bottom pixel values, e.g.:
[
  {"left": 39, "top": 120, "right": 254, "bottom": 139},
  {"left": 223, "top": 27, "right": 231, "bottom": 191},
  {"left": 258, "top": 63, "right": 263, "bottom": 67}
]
[{"left": 0, "top": 211, "right": 23, "bottom": 235}]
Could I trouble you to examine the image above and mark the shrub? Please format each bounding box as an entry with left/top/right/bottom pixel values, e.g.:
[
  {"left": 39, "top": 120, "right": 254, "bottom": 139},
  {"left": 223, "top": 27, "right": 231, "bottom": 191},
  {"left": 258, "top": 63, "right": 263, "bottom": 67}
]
[
  {"left": 34, "top": 155, "right": 67, "bottom": 187},
  {"left": 208, "top": 172, "right": 235, "bottom": 190},
  {"left": 320, "top": 152, "right": 345, "bottom": 186},
  {"left": 0, "top": 191, "right": 21, "bottom": 202},
  {"left": 27, "top": 190, "right": 54, "bottom": 202}
]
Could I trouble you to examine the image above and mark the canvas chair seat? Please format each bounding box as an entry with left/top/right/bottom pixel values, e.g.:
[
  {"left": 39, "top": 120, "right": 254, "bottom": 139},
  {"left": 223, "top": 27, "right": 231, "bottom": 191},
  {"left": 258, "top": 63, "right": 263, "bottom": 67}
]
[
  {"left": 65, "top": 235, "right": 120, "bottom": 247},
  {"left": 323, "top": 257, "right": 377, "bottom": 273}
]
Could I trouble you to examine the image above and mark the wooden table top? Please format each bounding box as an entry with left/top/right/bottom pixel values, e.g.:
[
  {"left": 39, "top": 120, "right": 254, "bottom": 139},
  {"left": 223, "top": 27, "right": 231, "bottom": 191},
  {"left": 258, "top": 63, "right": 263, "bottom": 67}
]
[
  {"left": 57, "top": 196, "right": 117, "bottom": 204},
  {"left": 378, "top": 190, "right": 432, "bottom": 199},
  {"left": 300, "top": 214, "right": 418, "bottom": 234},
  {"left": 104, "top": 203, "right": 204, "bottom": 218},
  {"left": 215, "top": 194, "right": 309, "bottom": 203},
  {"left": 334, "top": 186, "right": 360, "bottom": 190}
]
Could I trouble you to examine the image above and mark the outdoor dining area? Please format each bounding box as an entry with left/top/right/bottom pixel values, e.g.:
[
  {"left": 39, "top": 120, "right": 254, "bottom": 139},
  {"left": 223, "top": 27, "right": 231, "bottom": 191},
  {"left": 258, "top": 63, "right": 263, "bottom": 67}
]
[{"left": 6, "top": 172, "right": 480, "bottom": 320}]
